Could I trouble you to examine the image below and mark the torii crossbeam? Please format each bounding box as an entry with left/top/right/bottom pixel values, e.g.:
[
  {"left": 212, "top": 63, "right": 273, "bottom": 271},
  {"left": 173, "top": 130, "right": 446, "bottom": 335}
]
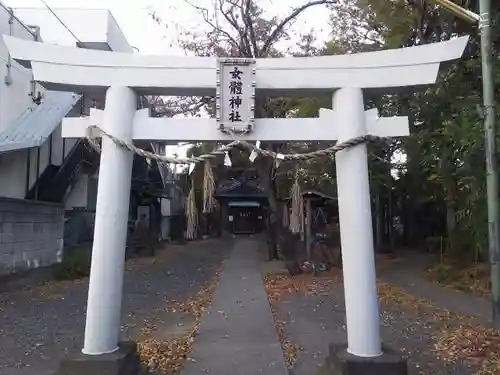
[{"left": 63, "top": 107, "right": 409, "bottom": 141}]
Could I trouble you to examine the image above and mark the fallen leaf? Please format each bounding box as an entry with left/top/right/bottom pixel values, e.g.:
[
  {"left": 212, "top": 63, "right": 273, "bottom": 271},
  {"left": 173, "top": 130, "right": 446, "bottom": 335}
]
[{"left": 138, "top": 266, "right": 224, "bottom": 374}]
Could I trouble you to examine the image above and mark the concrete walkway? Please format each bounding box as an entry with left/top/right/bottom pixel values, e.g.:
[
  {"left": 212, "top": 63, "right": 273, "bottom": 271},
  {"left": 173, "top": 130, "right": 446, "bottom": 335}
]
[{"left": 181, "top": 237, "right": 288, "bottom": 375}]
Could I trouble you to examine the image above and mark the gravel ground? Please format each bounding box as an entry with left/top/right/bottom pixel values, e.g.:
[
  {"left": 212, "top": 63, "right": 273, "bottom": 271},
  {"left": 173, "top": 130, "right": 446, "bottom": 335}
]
[
  {"left": 273, "top": 281, "right": 479, "bottom": 375},
  {"left": 0, "top": 239, "right": 231, "bottom": 375}
]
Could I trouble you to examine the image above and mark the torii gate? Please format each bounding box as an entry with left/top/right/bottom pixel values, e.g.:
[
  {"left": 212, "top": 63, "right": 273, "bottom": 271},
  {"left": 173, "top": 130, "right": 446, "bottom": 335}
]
[{"left": 4, "top": 35, "right": 468, "bottom": 374}]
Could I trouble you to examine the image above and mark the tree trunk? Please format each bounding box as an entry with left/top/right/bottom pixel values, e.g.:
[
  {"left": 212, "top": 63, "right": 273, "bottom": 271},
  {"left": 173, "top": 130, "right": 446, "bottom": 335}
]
[
  {"left": 254, "top": 99, "right": 283, "bottom": 260},
  {"left": 445, "top": 199, "right": 456, "bottom": 253},
  {"left": 401, "top": 96, "right": 422, "bottom": 246},
  {"left": 375, "top": 193, "right": 383, "bottom": 253}
]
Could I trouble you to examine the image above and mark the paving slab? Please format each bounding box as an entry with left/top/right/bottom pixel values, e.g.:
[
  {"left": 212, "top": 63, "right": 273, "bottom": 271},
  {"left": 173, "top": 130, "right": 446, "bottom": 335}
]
[{"left": 181, "top": 237, "right": 288, "bottom": 375}]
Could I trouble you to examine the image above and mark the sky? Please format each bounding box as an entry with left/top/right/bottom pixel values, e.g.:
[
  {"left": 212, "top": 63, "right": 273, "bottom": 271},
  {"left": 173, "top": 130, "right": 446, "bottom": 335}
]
[{"left": 5, "top": 0, "right": 331, "bottom": 55}]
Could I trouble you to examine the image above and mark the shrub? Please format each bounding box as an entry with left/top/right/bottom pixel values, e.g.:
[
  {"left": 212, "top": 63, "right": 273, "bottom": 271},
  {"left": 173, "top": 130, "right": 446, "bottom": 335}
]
[
  {"left": 53, "top": 246, "right": 91, "bottom": 280},
  {"left": 426, "top": 263, "right": 453, "bottom": 284}
]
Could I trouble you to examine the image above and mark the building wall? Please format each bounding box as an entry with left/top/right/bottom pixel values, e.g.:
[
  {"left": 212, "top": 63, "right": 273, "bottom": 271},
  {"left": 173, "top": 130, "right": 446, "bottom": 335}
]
[
  {"left": 64, "top": 174, "right": 88, "bottom": 210},
  {"left": 0, "top": 4, "right": 42, "bottom": 134},
  {"left": 0, "top": 150, "right": 27, "bottom": 198},
  {"left": 0, "top": 4, "right": 132, "bottom": 275},
  {"left": 0, "top": 6, "right": 131, "bottom": 203},
  {"left": 12, "top": 8, "right": 133, "bottom": 52},
  {"left": 0, "top": 4, "right": 48, "bottom": 199},
  {"left": 0, "top": 197, "right": 64, "bottom": 275},
  {"left": 0, "top": 57, "right": 104, "bottom": 201}
]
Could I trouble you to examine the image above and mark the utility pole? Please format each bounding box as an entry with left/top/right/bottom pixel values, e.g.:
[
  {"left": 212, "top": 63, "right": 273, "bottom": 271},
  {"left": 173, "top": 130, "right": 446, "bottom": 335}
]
[
  {"left": 428, "top": 0, "right": 499, "bottom": 323},
  {"left": 478, "top": 0, "right": 500, "bottom": 324}
]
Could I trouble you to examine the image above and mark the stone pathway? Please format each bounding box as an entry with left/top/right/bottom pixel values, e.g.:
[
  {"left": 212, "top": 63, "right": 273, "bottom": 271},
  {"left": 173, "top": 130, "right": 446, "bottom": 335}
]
[
  {"left": 0, "top": 239, "right": 230, "bottom": 375},
  {"left": 181, "top": 237, "right": 288, "bottom": 375}
]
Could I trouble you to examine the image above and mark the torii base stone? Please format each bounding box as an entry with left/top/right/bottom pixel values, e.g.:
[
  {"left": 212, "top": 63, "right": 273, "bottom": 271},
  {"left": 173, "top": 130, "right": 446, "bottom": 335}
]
[
  {"left": 55, "top": 342, "right": 140, "bottom": 375},
  {"left": 318, "top": 344, "right": 407, "bottom": 375}
]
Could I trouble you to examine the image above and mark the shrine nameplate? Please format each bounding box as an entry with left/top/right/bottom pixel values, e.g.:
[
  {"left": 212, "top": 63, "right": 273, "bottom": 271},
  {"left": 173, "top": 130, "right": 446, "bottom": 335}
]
[{"left": 216, "top": 58, "right": 256, "bottom": 134}]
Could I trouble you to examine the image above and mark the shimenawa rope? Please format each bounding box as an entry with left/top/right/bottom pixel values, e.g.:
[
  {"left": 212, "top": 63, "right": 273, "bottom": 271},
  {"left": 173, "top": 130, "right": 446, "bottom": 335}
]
[{"left": 85, "top": 125, "right": 387, "bottom": 165}]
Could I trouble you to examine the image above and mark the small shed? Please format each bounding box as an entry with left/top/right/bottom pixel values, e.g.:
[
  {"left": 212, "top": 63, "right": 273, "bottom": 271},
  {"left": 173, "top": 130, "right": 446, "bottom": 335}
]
[{"left": 286, "top": 189, "right": 338, "bottom": 261}]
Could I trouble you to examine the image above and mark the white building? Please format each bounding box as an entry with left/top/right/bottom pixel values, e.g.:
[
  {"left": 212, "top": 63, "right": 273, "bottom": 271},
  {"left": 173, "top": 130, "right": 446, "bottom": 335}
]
[{"left": 0, "top": 4, "right": 139, "bottom": 275}]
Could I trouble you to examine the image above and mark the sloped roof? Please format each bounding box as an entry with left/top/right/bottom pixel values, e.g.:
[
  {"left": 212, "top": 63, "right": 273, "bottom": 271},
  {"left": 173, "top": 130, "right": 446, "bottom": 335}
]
[
  {"left": 0, "top": 90, "right": 81, "bottom": 153},
  {"left": 282, "top": 189, "right": 337, "bottom": 201},
  {"left": 215, "top": 177, "right": 266, "bottom": 198},
  {"left": 301, "top": 190, "right": 336, "bottom": 200}
]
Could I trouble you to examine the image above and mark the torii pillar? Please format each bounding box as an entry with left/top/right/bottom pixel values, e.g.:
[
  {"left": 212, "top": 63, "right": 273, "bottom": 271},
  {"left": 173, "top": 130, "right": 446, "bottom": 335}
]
[
  {"left": 58, "top": 86, "right": 141, "bottom": 375},
  {"left": 334, "top": 87, "right": 382, "bottom": 358},
  {"left": 83, "top": 86, "right": 136, "bottom": 356}
]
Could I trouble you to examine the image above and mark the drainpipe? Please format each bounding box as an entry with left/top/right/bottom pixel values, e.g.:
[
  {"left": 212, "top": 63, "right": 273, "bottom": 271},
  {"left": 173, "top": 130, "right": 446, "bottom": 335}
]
[
  {"left": 27, "top": 25, "right": 41, "bottom": 102},
  {"left": 4, "top": 7, "right": 14, "bottom": 86}
]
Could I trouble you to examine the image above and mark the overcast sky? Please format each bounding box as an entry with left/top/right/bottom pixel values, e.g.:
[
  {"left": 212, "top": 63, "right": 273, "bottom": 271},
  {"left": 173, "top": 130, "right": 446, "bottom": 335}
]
[{"left": 5, "top": 0, "right": 331, "bottom": 55}]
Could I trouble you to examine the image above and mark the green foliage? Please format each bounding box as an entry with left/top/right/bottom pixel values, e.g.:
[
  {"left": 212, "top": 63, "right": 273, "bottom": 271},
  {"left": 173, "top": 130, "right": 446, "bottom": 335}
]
[
  {"left": 427, "top": 263, "right": 454, "bottom": 283},
  {"left": 324, "top": 0, "right": 500, "bottom": 260},
  {"left": 53, "top": 246, "right": 92, "bottom": 281}
]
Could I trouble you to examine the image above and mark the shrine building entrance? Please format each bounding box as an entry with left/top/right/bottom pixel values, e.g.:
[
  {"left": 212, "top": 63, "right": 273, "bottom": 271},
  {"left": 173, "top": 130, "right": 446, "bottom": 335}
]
[
  {"left": 228, "top": 201, "right": 262, "bottom": 234},
  {"left": 214, "top": 174, "right": 267, "bottom": 235}
]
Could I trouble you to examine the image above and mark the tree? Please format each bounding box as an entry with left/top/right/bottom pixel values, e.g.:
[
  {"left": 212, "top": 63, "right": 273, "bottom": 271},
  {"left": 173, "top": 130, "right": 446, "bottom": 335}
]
[{"left": 324, "top": 0, "right": 500, "bottom": 259}]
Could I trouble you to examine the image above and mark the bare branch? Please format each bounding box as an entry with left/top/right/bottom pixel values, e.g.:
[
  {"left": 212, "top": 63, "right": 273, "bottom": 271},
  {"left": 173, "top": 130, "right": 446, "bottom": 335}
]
[
  {"left": 184, "top": 0, "right": 241, "bottom": 51},
  {"left": 218, "top": 0, "right": 253, "bottom": 56},
  {"left": 260, "top": 0, "right": 337, "bottom": 56},
  {"left": 150, "top": 96, "right": 213, "bottom": 118},
  {"left": 242, "top": 0, "right": 259, "bottom": 56}
]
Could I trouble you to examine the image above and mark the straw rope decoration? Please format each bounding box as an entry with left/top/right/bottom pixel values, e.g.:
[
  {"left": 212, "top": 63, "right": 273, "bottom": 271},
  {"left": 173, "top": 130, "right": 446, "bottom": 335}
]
[
  {"left": 288, "top": 177, "right": 303, "bottom": 234},
  {"left": 85, "top": 125, "right": 387, "bottom": 164},
  {"left": 202, "top": 161, "right": 216, "bottom": 214},
  {"left": 282, "top": 203, "right": 290, "bottom": 228},
  {"left": 185, "top": 177, "right": 198, "bottom": 240}
]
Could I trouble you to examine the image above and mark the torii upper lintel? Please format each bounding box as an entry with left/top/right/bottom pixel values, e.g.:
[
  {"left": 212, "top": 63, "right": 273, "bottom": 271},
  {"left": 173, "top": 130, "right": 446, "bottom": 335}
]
[{"left": 3, "top": 35, "right": 469, "bottom": 96}]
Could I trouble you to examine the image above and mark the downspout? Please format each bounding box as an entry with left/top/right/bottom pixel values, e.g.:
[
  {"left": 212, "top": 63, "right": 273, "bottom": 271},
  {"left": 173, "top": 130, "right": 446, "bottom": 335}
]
[
  {"left": 27, "top": 25, "right": 41, "bottom": 102},
  {"left": 4, "top": 7, "right": 14, "bottom": 86}
]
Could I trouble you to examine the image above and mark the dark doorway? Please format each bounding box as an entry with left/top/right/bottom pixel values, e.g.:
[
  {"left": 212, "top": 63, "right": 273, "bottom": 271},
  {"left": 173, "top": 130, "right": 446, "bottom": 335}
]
[{"left": 231, "top": 206, "right": 258, "bottom": 234}]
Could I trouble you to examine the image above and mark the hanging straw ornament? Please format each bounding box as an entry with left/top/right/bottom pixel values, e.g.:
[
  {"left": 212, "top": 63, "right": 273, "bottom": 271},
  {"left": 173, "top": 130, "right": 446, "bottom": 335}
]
[
  {"left": 224, "top": 151, "right": 232, "bottom": 167},
  {"left": 288, "top": 177, "right": 303, "bottom": 234},
  {"left": 185, "top": 180, "right": 198, "bottom": 240},
  {"left": 249, "top": 140, "right": 261, "bottom": 163},
  {"left": 202, "top": 161, "right": 215, "bottom": 213},
  {"left": 282, "top": 203, "right": 290, "bottom": 228}
]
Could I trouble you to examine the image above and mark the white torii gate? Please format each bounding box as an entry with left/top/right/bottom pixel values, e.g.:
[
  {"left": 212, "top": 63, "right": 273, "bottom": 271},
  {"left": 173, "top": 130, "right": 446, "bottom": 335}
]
[{"left": 4, "top": 35, "right": 468, "bottom": 366}]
